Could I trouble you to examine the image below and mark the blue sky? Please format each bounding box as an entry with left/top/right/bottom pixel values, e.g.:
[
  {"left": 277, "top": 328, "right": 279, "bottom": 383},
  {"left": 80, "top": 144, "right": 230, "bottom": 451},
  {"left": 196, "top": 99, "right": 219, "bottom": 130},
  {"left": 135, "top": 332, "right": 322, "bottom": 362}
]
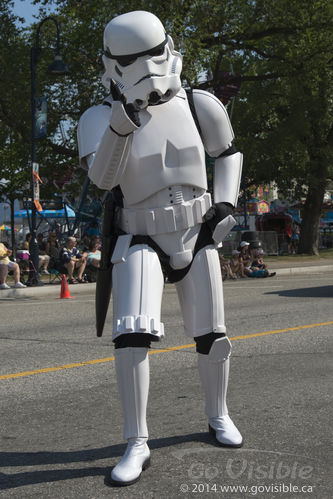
[
  {"left": 13, "top": 0, "right": 39, "bottom": 25},
  {"left": 13, "top": 0, "right": 54, "bottom": 26}
]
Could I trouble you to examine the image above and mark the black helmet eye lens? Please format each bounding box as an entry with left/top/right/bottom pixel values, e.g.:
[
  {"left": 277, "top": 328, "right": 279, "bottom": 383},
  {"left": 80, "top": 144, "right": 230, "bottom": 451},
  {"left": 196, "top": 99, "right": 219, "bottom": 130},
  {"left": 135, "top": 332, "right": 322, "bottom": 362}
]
[
  {"left": 148, "top": 46, "right": 165, "bottom": 57},
  {"left": 116, "top": 56, "right": 138, "bottom": 67},
  {"left": 105, "top": 36, "right": 168, "bottom": 67}
]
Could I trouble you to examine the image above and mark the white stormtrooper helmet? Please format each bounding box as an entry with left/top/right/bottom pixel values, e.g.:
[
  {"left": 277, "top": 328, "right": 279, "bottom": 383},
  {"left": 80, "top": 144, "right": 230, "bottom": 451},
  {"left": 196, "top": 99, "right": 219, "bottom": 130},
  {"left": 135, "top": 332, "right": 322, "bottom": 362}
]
[{"left": 102, "top": 11, "right": 183, "bottom": 109}]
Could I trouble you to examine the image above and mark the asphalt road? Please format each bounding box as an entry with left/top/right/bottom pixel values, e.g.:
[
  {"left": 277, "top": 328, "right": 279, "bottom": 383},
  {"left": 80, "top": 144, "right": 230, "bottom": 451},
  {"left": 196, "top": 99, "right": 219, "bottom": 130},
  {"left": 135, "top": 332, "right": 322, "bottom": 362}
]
[{"left": 0, "top": 273, "right": 332, "bottom": 498}]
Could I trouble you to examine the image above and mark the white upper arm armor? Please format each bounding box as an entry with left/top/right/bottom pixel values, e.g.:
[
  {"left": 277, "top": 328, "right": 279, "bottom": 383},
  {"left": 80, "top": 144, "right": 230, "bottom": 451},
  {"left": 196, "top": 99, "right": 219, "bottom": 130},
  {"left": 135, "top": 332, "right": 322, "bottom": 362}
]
[
  {"left": 77, "top": 104, "right": 111, "bottom": 168},
  {"left": 192, "top": 89, "right": 234, "bottom": 157},
  {"left": 191, "top": 89, "right": 242, "bottom": 206}
]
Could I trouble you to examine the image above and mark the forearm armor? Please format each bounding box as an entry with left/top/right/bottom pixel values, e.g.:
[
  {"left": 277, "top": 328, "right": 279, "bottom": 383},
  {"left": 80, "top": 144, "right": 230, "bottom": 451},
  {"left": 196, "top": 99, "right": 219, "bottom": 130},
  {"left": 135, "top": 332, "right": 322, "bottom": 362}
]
[
  {"left": 88, "top": 101, "right": 139, "bottom": 190},
  {"left": 214, "top": 152, "right": 243, "bottom": 207}
]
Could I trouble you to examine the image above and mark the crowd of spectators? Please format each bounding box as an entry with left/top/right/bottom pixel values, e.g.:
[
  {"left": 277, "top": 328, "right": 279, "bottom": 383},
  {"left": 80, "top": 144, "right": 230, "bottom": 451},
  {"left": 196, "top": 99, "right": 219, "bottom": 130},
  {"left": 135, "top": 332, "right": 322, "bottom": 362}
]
[
  {"left": 0, "top": 223, "right": 102, "bottom": 289},
  {"left": 2, "top": 223, "right": 277, "bottom": 289},
  {"left": 220, "top": 241, "right": 276, "bottom": 281}
]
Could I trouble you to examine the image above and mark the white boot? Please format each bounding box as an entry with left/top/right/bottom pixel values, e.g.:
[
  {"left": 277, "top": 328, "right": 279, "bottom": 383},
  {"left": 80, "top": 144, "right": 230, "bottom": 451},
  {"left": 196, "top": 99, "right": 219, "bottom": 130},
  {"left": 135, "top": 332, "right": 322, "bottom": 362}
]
[
  {"left": 198, "top": 345, "right": 243, "bottom": 447},
  {"left": 110, "top": 347, "right": 151, "bottom": 486}
]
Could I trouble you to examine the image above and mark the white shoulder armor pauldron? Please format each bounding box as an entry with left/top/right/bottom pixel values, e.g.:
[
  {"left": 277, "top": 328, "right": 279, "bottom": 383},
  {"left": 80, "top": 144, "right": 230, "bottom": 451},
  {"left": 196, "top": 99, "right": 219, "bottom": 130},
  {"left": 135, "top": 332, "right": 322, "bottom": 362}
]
[{"left": 192, "top": 89, "right": 234, "bottom": 157}]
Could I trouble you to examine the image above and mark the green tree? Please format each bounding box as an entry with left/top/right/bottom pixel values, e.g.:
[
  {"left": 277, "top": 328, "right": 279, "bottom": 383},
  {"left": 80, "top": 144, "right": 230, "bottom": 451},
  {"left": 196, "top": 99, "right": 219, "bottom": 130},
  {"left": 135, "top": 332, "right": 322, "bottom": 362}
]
[
  {"left": 0, "top": 1, "right": 30, "bottom": 248},
  {"left": 2, "top": 0, "right": 333, "bottom": 254},
  {"left": 221, "top": 0, "right": 333, "bottom": 255}
]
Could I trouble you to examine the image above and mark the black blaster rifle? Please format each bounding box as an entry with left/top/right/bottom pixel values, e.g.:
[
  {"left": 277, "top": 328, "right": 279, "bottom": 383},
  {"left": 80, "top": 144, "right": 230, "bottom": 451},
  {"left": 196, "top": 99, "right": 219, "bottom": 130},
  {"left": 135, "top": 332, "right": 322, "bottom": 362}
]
[{"left": 96, "top": 191, "right": 118, "bottom": 337}]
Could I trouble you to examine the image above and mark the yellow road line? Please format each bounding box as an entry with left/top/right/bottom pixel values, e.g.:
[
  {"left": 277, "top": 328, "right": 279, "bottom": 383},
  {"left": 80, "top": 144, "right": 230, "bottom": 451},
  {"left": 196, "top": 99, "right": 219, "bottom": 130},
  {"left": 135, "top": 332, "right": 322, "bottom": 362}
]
[
  {"left": 231, "top": 320, "right": 333, "bottom": 341},
  {"left": 1, "top": 320, "right": 332, "bottom": 381}
]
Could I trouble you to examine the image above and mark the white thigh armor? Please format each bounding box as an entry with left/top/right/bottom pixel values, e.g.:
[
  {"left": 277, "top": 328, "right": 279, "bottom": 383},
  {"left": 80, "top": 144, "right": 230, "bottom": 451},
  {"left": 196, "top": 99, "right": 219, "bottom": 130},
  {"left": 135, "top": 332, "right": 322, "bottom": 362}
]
[
  {"left": 112, "top": 244, "right": 165, "bottom": 341},
  {"left": 176, "top": 245, "right": 226, "bottom": 337},
  {"left": 112, "top": 242, "right": 225, "bottom": 340}
]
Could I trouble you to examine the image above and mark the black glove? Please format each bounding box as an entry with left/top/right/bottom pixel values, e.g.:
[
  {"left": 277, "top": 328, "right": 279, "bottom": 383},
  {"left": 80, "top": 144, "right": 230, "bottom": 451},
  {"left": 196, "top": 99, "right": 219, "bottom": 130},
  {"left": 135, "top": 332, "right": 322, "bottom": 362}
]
[
  {"left": 110, "top": 79, "right": 141, "bottom": 127},
  {"left": 203, "top": 202, "right": 234, "bottom": 232}
]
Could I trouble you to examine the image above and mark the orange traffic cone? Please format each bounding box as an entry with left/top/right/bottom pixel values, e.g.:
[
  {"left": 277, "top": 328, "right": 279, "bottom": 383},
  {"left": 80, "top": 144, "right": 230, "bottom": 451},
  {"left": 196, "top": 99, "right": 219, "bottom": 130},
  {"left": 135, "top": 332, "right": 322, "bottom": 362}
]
[{"left": 60, "top": 274, "right": 73, "bottom": 299}]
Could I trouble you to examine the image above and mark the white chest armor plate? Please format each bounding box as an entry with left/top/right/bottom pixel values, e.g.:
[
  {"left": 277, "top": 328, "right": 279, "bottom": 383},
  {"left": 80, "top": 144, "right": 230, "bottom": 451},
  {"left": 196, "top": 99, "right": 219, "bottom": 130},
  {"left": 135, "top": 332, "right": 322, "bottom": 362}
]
[{"left": 119, "top": 94, "right": 207, "bottom": 204}]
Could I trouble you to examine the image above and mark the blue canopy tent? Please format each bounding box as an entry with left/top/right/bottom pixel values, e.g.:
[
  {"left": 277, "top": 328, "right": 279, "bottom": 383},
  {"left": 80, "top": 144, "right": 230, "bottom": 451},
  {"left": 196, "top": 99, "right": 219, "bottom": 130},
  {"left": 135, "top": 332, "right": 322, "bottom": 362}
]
[
  {"left": 14, "top": 205, "right": 76, "bottom": 219},
  {"left": 14, "top": 205, "right": 76, "bottom": 237}
]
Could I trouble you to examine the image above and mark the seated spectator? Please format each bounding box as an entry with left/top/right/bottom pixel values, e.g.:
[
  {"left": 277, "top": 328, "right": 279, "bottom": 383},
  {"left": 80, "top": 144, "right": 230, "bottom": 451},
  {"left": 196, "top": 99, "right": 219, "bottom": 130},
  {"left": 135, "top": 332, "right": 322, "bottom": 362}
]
[
  {"left": 86, "top": 221, "right": 100, "bottom": 238},
  {"left": 59, "top": 236, "right": 88, "bottom": 284},
  {"left": 91, "top": 234, "right": 101, "bottom": 249},
  {"left": 78, "top": 234, "right": 92, "bottom": 254},
  {"left": 238, "top": 241, "right": 252, "bottom": 276},
  {"left": 249, "top": 240, "right": 262, "bottom": 261},
  {"left": 15, "top": 248, "right": 30, "bottom": 267},
  {"left": 37, "top": 233, "right": 50, "bottom": 274},
  {"left": 87, "top": 239, "right": 101, "bottom": 268},
  {"left": 229, "top": 249, "right": 245, "bottom": 278},
  {"left": 250, "top": 249, "right": 276, "bottom": 277},
  {"left": 239, "top": 241, "right": 276, "bottom": 277},
  {"left": 18, "top": 233, "right": 32, "bottom": 271},
  {"left": 0, "top": 242, "right": 26, "bottom": 289},
  {"left": 23, "top": 232, "right": 51, "bottom": 274},
  {"left": 219, "top": 253, "right": 236, "bottom": 280},
  {"left": 251, "top": 248, "right": 267, "bottom": 270},
  {"left": 46, "top": 232, "right": 61, "bottom": 269},
  {"left": 22, "top": 232, "right": 31, "bottom": 250}
]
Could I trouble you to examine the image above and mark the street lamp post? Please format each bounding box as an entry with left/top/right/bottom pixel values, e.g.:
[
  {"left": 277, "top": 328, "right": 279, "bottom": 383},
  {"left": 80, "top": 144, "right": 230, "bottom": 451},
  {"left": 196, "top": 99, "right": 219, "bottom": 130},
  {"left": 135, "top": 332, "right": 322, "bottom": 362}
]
[{"left": 28, "top": 17, "right": 69, "bottom": 286}]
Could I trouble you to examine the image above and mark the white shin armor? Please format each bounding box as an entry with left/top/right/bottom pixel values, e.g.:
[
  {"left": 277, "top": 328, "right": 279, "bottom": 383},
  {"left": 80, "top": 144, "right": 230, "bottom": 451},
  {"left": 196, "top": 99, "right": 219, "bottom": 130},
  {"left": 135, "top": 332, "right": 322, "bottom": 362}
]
[
  {"left": 111, "top": 347, "right": 151, "bottom": 485},
  {"left": 197, "top": 337, "right": 232, "bottom": 418},
  {"left": 114, "top": 347, "right": 149, "bottom": 439},
  {"left": 198, "top": 355, "right": 229, "bottom": 417},
  {"left": 197, "top": 337, "right": 243, "bottom": 447}
]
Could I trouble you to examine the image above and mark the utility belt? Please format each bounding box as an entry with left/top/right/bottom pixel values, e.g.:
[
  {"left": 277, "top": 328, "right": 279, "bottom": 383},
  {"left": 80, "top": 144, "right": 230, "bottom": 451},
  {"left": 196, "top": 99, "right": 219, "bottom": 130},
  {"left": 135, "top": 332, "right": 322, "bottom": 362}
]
[
  {"left": 119, "top": 192, "right": 212, "bottom": 235},
  {"left": 110, "top": 222, "right": 214, "bottom": 284}
]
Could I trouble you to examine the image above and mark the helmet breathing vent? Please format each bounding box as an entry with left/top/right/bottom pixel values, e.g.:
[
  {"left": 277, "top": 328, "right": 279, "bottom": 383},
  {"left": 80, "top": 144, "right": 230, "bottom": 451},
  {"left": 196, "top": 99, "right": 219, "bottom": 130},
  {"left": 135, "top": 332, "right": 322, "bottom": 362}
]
[
  {"left": 115, "top": 80, "right": 125, "bottom": 90},
  {"left": 171, "top": 58, "right": 177, "bottom": 74}
]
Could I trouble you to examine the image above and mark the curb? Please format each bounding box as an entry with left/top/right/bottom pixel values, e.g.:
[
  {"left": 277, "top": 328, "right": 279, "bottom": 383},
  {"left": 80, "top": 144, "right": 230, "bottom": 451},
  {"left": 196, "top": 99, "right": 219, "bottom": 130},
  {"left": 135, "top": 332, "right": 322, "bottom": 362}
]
[
  {"left": 1, "top": 265, "right": 333, "bottom": 299},
  {"left": 0, "top": 282, "right": 96, "bottom": 299},
  {"left": 274, "top": 265, "right": 333, "bottom": 275}
]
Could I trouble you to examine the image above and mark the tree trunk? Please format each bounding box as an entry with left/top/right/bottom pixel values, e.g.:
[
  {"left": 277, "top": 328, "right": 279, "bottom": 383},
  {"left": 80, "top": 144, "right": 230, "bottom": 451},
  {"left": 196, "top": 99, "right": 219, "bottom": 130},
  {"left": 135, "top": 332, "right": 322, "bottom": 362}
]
[
  {"left": 298, "top": 179, "right": 326, "bottom": 255},
  {"left": 298, "top": 75, "right": 331, "bottom": 256}
]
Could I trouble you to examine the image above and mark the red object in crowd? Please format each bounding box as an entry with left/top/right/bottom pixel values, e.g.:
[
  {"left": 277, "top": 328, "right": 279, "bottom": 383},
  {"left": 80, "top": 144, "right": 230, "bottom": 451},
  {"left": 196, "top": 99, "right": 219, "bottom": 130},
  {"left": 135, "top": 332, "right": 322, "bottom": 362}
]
[{"left": 255, "top": 213, "right": 293, "bottom": 236}]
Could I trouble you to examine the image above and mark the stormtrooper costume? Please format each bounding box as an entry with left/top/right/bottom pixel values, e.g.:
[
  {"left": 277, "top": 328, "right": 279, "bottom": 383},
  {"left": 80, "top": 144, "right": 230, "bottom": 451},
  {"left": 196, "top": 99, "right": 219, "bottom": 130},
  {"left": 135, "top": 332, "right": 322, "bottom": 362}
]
[{"left": 77, "top": 11, "right": 243, "bottom": 486}]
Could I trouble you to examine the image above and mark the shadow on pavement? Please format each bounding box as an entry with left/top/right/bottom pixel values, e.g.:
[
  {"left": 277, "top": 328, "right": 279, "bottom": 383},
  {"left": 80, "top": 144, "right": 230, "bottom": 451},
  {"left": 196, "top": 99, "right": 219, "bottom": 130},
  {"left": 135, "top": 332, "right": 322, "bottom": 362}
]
[
  {"left": 0, "top": 432, "right": 213, "bottom": 490},
  {"left": 265, "top": 285, "right": 333, "bottom": 298},
  {"left": 0, "top": 467, "right": 106, "bottom": 490}
]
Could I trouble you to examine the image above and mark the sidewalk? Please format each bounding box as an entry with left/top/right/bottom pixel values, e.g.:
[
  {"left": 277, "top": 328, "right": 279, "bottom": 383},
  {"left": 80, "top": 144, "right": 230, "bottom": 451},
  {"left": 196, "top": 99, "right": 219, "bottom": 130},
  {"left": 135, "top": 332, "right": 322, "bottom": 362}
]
[
  {"left": 1, "top": 258, "right": 333, "bottom": 299},
  {"left": 0, "top": 279, "right": 96, "bottom": 299},
  {"left": 267, "top": 256, "right": 333, "bottom": 275}
]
